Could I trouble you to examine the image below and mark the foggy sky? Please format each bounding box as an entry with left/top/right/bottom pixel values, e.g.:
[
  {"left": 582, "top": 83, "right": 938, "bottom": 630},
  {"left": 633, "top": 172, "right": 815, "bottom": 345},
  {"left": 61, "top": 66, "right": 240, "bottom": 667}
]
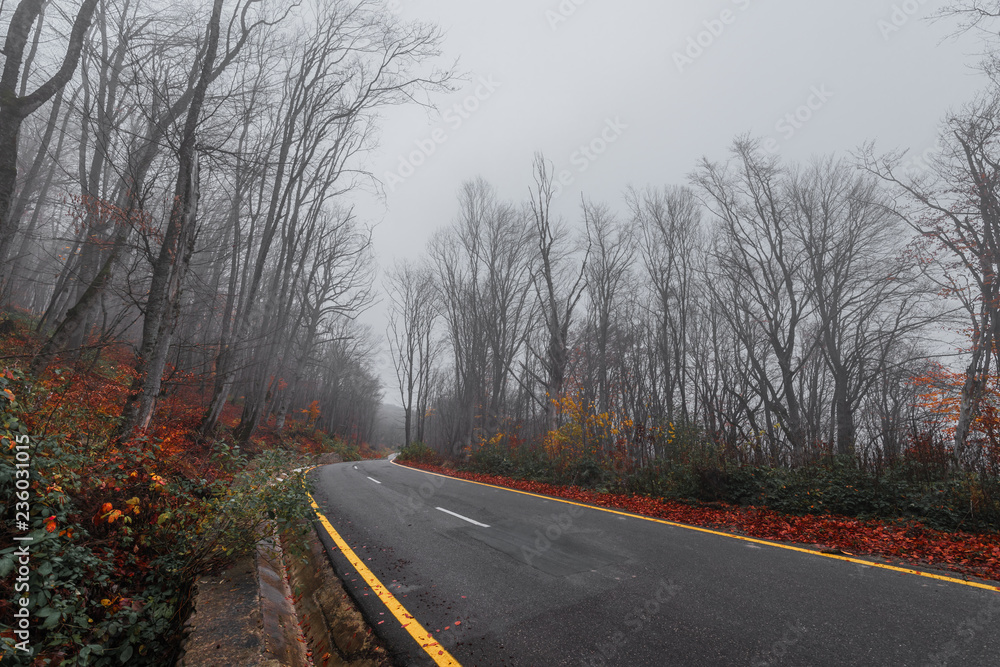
[{"left": 354, "top": 0, "right": 987, "bottom": 391}]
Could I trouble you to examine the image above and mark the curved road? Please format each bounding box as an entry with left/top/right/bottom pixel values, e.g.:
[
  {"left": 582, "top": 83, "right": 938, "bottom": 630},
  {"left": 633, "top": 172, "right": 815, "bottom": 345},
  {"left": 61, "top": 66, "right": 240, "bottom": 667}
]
[{"left": 307, "top": 459, "right": 999, "bottom": 666}]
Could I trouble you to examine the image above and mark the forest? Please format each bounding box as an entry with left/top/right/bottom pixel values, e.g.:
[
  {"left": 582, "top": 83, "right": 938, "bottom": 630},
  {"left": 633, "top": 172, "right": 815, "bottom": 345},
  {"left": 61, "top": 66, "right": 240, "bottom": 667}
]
[
  {"left": 1, "top": 0, "right": 454, "bottom": 447},
  {"left": 1, "top": 0, "right": 1000, "bottom": 664},
  {"left": 0, "top": 0, "right": 447, "bottom": 662},
  {"left": 388, "top": 132, "right": 1000, "bottom": 524}
]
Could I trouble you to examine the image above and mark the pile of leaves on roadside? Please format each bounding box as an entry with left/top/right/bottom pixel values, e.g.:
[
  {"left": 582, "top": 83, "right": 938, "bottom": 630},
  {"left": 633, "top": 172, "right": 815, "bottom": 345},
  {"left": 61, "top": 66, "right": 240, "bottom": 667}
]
[{"left": 397, "top": 461, "right": 1000, "bottom": 584}]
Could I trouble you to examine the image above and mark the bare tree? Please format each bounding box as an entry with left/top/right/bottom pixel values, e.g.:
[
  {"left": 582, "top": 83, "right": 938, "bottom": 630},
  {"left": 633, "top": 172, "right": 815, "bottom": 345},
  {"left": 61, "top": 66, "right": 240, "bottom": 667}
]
[
  {"left": 270, "top": 209, "right": 375, "bottom": 430},
  {"left": 0, "top": 0, "right": 100, "bottom": 280},
  {"left": 225, "top": 0, "right": 450, "bottom": 444},
  {"left": 386, "top": 260, "right": 437, "bottom": 447},
  {"left": 116, "top": 0, "right": 228, "bottom": 438},
  {"left": 695, "top": 139, "right": 817, "bottom": 460},
  {"left": 31, "top": 0, "right": 282, "bottom": 374},
  {"left": 429, "top": 180, "right": 493, "bottom": 453},
  {"left": 527, "top": 154, "right": 589, "bottom": 434},
  {"left": 860, "top": 91, "right": 1000, "bottom": 463},
  {"left": 628, "top": 185, "right": 703, "bottom": 425},
  {"left": 580, "top": 199, "right": 633, "bottom": 437},
  {"left": 791, "top": 157, "right": 932, "bottom": 456}
]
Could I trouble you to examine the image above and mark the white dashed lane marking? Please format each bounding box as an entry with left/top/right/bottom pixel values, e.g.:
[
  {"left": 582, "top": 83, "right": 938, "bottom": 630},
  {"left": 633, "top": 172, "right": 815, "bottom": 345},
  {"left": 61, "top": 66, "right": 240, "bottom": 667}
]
[{"left": 436, "top": 507, "right": 490, "bottom": 528}]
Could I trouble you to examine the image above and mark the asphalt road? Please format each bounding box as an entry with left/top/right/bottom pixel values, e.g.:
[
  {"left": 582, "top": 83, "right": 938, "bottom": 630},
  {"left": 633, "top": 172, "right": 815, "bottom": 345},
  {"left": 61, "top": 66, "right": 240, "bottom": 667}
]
[{"left": 307, "top": 459, "right": 1000, "bottom": 667}]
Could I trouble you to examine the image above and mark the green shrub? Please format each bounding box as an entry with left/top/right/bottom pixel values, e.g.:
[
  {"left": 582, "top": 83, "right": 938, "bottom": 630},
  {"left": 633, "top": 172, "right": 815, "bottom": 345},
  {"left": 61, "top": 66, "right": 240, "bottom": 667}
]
[
  {"left": 610, "top": 452, "right": 999, "bottom": 532},
  {"left": 397, "top": 441, "right": 440, "bottom": 465},
  {"left": 469, "top": 443, "right": 515, "bottom": 476},
  {"left": 319, "top": 433, "right": 362, "bottom": 462},
  {"left": 562, "top": 456, "right": 611, "bottom": 489},
  {"left": 508, "top": 446, "right": 557, "bottom": 483}
]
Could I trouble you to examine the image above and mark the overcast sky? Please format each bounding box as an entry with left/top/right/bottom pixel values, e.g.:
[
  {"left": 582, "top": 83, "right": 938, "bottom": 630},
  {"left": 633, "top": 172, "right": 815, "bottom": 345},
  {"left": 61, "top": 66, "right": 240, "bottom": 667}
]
[{"left": 352, "top": 0, "right": 989, "bottom": 392}]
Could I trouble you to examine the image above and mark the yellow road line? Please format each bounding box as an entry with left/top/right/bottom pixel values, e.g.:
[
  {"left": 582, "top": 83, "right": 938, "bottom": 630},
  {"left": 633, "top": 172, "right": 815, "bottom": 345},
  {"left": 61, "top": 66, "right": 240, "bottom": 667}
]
[
  {"left": 391, "top": 461, "right": 1000, "bottom": 594},
  {"left": 306, "top": 490, "right": 462, "bottom": 666}
]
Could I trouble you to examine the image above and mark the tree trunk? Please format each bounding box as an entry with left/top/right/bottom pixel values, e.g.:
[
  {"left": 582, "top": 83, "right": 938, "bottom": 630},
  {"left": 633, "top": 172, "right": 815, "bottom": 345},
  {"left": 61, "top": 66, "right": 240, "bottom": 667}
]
[
  {"left": 0, "top": 108, "right": 22, "bottom": 271},
  {"left": 30, "top": 229, "right": 126, "bottom": 373},
  {"left": 833, "top": 375, "right": 856, "bottom": 458},
  {"left": 117, "top": 0, "right": 223, "bottom": 439},
  {"left": 0, "top": 0, "right": 100, "bottom": 277}
]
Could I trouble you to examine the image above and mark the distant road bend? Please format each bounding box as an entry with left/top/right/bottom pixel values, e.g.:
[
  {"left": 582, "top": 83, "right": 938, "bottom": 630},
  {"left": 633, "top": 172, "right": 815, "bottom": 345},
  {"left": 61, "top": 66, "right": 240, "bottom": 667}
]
[{"left": 307, "top": 459, "right": 1000, "bottom": 666}]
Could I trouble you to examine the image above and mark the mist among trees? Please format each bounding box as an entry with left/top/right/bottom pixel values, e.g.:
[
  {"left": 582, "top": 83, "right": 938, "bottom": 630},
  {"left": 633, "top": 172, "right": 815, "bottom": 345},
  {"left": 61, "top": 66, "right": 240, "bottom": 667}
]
[{"left": 2, "top": 0, "right": 453, "bottom": 448}]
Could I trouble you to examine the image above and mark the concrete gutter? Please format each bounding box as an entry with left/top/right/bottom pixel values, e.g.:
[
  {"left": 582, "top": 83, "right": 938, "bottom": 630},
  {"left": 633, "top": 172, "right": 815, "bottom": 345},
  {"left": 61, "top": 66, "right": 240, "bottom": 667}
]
[
  {"left": 176, "top": 521, "right": 390, "bottom": 667},
  {"left": 175, "top": 528, "right": 308, "bottom": 667}
]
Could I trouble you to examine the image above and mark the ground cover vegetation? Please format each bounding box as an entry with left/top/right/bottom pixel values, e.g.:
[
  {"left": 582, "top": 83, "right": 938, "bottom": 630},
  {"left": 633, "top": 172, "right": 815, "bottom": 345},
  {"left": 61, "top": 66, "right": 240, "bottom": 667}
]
[{"left": 0, "top": 316, "right": 388, "bottom": 664}]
